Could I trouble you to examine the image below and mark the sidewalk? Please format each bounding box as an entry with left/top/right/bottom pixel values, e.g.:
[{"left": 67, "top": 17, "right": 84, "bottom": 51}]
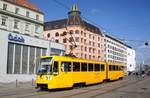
[{"left": 0, "top": 81, "right": 35, "bottom": 91}]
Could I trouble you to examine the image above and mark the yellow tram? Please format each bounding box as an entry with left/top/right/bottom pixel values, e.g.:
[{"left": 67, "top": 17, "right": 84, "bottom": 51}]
[{"left": 35, "top": 55, "right": 124, "bottom": 89}]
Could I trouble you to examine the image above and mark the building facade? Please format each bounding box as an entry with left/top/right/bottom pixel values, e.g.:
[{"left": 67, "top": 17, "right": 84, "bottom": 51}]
[
  {"left": 126, "top": 47, "right": 136, "bottom": 72},
  {"left": 104, "top": 34, "right": 127, "bottom": 64},
  {"left": 0, "top": 0, "right": 65, "bottom": 82},
  {"left": 0, "top": 0, "right": 44, "bottom": 38},
  {"left": 44, "top": 5, "right": 105, "bottom": 61}
]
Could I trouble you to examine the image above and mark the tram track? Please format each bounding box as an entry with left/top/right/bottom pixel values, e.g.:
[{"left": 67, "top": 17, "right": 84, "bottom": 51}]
[
  {"left": 0, "top": 76, "right": 147, "bottom": 98},
  {"left": 60, "top": 77, "right": 148, "bottom": 98}
]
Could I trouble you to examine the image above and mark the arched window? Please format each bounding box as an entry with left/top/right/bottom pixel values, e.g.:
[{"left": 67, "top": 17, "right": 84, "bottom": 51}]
[
  {"left": 47, "top": 33, "right": 50, "bottom": 38},
  {"left": 55, "top": 32, "right": 59, "bottom": 37},
  {"left": 69, "top": 30, "right": 74, "bottom": 34}
]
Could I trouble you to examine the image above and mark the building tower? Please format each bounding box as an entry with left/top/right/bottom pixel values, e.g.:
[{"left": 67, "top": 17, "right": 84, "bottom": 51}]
[{"left": 44, "top": 4, "right": 105, "bottom": 61}]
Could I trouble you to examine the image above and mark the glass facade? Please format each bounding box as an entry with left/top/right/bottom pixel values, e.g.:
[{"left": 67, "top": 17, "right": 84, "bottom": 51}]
[{"left": 7, "top": 42, "right": 47, "bottom": 74}]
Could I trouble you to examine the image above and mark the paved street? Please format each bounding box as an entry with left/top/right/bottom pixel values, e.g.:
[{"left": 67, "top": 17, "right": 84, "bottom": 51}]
[{"left": 0, "top": 76, "right": 150, "bottom": 98}]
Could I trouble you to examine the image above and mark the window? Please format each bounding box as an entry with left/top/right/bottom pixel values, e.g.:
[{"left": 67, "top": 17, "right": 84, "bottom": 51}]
[
  {"left": 85, "top": 54, "right": 87, "bottom": 58},
  {"left": 88, "top": 63, "right": 93, "bottom": 71},
  {"left": 7, "top": 43, "right": 14, "bottom": 74},
  {"left": 116, "top": 66, "right": 119, "bottom": 71},
  {"left": 55, "top": 32, "right": 59, "bottom": 36},
  {"left": 84, "top": 33, "right": 86, "bottom": 37},
  {"left": 75, "top": 30, "right": 79, "bottom": 34},
  {"left": 81, "top": 31, "right": 83, "bottom": 35},
  {"left": 69, "top": 37, "right": 73, "bottom": 42},
  {"left": 109, "top": 65, "right": 112, "bottom": 71},
  {"left": 81, "top": 63, "right": 87, "bottom": 71},
  {"left": 81, "top": 38, "right": 83, "bottom": 43},
  {"left": 14, "top": 20, "right": 19, "bottom": 29},
  {"left": 89, "top": 41, "right": 91, "bottom": 45},
  {"left": 89, "top": 34, "right": 91, "bottom": 38},
  {"left": 75, "top": 37, "right": 79, "bottom": 42},
  {"left": 89, "top": 55, "right": 91, "bottom": 59},
  {"left": 53, "top": 61, "right": 58, "bottom": 75},
  {"left": 89, "top": 48, "right": 91, "bottom": 53},
  {"left": 1, "top": 16, "right": 7, "bottom": 26},
  {"left": 85, "top": 47, "right": 87, "bottom": 51},
  {"left": 3, "top": 4, "right": 7, "bottom": 10},
  {"left": 98, "top": 37, "right": 100, "bottom": 41},
  {"left": 84, "top": 39, "right": 86, "bottom": 44},
  {"left": 95, "top": 64, "right": 100, "bottom": 71},
  {"left": 26, "top": 11, "right": 30, "bottom": 17},
  {"left": 47, "top": 33, "right": 50, "bottom": 38},
  {"left": 35, "top": 25, "right": 40, "bottom": 33},
  {"left": 98, "top": 43, "right": 100, "bottom": 47},
  {"left": 55, "top": 39, "right": 59, "bottom": 43},
  {"left": 69, "top": 45, "right": 73, "bottom": 50},
  {"left": 36, "top": 15, "right": 39, "bottom": 20},
  {"left": 25, "top": 23, "right": 30, "bottom": 31},
  {"left": 62, "top": 31, "right": 67, "bottom": 36},
  {"left": 93, "top": 36, "right": 95, "bottom": 40},
  {"left": 63, "top": 38, "right": 67, "bottom": 43},
  {"left": 81, "top": 46, "right": 83, "bottom": 51},
  {"left": 15, "top": 8, "right": 19, "bottom": 14},
  {"left": 101, "top": 64, "right": 105, "bottom": 71},
  {"left": 61, "top": 62, "right": 72, "bottom": 72},
  {"left": 113, "top": 65, "right": 116, "bottom": 71},
  {"left": 69, "top": 30, "right": 73, "bottom": 34},
  {"left": 93, "top": 42, "right": 95, "bottom": 47},
  {"left": 73, "top": 62, "right": 80, "bottom": 71}
]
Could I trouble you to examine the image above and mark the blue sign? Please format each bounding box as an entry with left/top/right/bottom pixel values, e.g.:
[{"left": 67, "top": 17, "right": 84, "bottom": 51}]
[{"left": 8, "top": 33, "right": 25, "bottom": 43}]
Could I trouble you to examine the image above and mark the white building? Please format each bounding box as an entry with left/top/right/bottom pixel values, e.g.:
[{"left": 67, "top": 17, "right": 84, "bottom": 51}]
[
  {"left": 104, "top": 34, "right": 127, "bottom": 64},
  {"left": 0, "top": 0, "right": 44, "bottom": 38},
  {"left": 0, "top": 0, "right": 65, "bottom": 82},
  {"left": 126, "top": 47, "right": 136, "bottom": 72}
]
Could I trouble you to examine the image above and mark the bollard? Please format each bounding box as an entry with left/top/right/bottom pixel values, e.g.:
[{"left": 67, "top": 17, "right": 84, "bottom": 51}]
[{"left": 16, "top": 79, "right": 18, "bottom": 88}]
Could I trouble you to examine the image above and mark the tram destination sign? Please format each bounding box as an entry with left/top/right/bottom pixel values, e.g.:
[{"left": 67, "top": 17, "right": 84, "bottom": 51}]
[{"left": 8, "top": 33, "right": 25, "bottom": 43}]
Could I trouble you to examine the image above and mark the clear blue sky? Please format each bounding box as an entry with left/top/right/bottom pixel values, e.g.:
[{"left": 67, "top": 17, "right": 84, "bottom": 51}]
[{"left": 29, "top": 0, "right": 150, "bottom": 65}]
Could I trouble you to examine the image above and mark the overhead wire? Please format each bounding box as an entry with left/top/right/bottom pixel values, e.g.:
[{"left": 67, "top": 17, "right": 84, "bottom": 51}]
[{"left": 51, "top": 0, "right": 149, "bottom": 44}]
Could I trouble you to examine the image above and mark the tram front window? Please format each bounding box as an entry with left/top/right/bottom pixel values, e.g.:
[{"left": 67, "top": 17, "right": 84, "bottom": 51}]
[{"left": 37, "top": 57, "right": 53, "bottom": 75}]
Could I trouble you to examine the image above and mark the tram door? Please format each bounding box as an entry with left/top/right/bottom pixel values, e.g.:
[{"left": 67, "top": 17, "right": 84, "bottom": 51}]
[{"left": 59, "top": 62, "right": 73, "bottom": 88}]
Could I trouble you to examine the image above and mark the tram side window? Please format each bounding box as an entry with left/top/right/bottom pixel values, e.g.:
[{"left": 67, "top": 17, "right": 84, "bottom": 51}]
[
  {"left": 73, "top": 62, "right": 80, "bottom": 71},
  {"left": 95, "top": 64, "right": 100, "bottom": 71},
  {"left": 53, "top": 61, "right": 58, "bottom": 75},
  {"left": 118, "top": 66, "right": 122, "bottom": 71},
  {"left": 113, "top": 65, "right": 116, "bottom": 71},
  {"left": 116, "top": 66, "right": 119, "bottom": 71},
  {"left": 101, "top": 64, "right": 105, "bottom": 71},
  {"left": 88, "top": 63, "right": 93, "bottom": 71},
  {"left": 81, "top": 63, "right": 87, "bottom": 71},
  {"left": 120, "top": 66, "right": 124, "bottom": 71},
  {"left": 109, "top": 65, "right": 112, "bottom": 71},
  {"left": 61, "top": 62, "right": 72, "bottom": 72}
]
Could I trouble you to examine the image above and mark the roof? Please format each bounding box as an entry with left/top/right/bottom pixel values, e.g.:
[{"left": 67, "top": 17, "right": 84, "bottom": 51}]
[
  {"left": 3, "top": 0, "right": 43, "bottom": 14},
  {"left": 105, "top": 34, "right": 132, "bottom": 48},
  {"left": 44, "top": 18, "right": 102, "bottom": 35}
]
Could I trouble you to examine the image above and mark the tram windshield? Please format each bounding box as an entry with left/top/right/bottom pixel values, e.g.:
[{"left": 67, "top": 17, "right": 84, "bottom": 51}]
[{"left": 37, "top": 57, "right": 53, "bottom": 75}]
